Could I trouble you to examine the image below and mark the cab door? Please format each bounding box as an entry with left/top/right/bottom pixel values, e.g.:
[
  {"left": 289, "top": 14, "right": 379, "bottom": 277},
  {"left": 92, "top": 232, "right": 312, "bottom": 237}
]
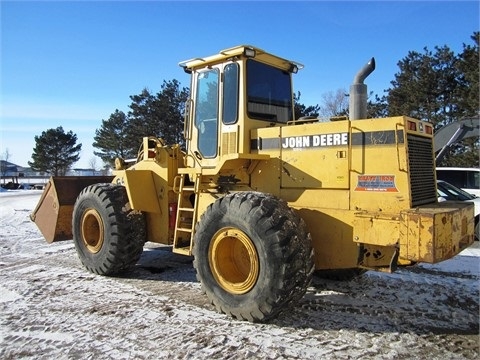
[{"left": 187, "top": 67, "right": 220, "bottom": 170}]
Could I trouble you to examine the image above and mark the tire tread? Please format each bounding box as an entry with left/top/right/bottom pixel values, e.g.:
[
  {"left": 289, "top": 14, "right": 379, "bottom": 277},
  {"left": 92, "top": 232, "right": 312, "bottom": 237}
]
[
  {"left": 73, "top": 184, "right": 145, "bottom": 276},
  {"left": 193, "top": 191, "right": 314, "bottom": 322}
]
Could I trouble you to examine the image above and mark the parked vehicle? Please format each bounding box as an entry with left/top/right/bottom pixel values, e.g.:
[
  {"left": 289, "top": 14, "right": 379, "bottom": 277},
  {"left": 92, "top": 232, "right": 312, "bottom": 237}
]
[
  {"left": 436, "top": 167, "right": 480, "bottom": 197},
  {"left": 437, "top": 180, "right": 479, "bottom": 240}
]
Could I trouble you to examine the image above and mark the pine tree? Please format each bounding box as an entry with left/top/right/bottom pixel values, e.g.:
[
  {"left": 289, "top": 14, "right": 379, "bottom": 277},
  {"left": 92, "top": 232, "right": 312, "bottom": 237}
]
[
  {"left": 293, "top": 91, "right": 320, "bottom": 119},
  {"left": 93, "top": 79, "right": 190, "bottom": 164},
  {"left": 93, "top": 110, "right": 136, "bottom": 166},
  {"left": 456, "top": 32, "right": 479, "bottom": 118},
  {"left": 386, "top": 46, "right": 461, "bottom": 128},
  {"left": 29, "top": 126, "right": 82, "bottom": 176},
  {"left": 384, "top": 33, "right": 478, "bottom": 167},
  {"left": 128, "top": 80, "right": 189, "bottom": 148}
]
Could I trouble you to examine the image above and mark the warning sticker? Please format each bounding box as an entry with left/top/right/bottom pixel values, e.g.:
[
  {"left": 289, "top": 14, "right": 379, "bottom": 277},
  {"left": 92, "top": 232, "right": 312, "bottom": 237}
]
[{"left": 355, "top": 175, "right": 398, "bottom": 192}]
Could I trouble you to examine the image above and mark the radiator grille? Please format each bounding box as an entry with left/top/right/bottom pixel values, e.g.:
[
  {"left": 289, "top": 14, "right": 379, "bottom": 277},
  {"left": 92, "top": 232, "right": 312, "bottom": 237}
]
[{"left": 407, "top": 134, "right": 437, "bottom": 207}]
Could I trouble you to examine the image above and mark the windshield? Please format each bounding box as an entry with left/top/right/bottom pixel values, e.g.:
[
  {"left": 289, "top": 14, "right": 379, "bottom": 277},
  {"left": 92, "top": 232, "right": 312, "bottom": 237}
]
[
  {"left": 246, "top": 59, "right": 293, "bottom": 123},
  {"left": 437, "top": 181, "right": 476, "bottom": 201}
]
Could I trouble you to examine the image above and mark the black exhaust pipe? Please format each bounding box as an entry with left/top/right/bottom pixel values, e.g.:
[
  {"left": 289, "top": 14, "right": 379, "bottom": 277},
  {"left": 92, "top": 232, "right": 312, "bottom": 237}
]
[{"left": 349, "top": 57, "right": 375, "bottom": 120}]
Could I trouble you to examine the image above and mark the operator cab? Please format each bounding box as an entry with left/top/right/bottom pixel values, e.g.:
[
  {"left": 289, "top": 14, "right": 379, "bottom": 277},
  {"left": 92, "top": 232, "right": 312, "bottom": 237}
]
[{"left": 179, "top": 45, "right": 303, "bottom": 171}]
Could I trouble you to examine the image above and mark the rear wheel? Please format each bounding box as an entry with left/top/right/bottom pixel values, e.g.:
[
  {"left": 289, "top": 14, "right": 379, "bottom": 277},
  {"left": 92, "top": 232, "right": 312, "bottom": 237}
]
[
  {"left": 72, "top": 183, "right": 146, "bottom": 275},
  {"left": 193, "top": 192, "right": 314, "bottom": 322}
]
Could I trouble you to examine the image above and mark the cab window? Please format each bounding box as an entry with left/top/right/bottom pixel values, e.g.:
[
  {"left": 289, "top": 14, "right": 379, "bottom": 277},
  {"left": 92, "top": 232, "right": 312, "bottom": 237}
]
[
  {"left": 246, "top": 59, "right": 293, "bottom": 123},
  {"left": 195, "top": 69, "right": 219, "bottom": 158},
  {"left": 223, "top": 63, "right": 239, "bottom": 125}
]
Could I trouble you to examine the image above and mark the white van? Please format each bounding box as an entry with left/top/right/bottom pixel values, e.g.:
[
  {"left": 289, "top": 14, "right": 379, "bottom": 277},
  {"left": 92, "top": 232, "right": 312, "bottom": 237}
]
[{"left": 436, "top": 167, "right": 480, "bottom": 197}]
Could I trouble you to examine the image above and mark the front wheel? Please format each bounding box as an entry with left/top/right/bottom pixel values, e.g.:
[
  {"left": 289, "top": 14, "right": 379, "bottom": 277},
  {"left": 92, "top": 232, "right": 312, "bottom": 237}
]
[
  {"left": 72, "top": 183, "right": 146, "bottom": 275},
  {"left": 193, "top": 192, "right": 314, "bottom": 322}
]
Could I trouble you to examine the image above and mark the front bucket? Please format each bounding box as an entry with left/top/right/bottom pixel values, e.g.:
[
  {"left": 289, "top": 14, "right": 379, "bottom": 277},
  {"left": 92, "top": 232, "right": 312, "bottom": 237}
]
[{"left": 30, "top": 176, "right": 114, "bottom": 243}]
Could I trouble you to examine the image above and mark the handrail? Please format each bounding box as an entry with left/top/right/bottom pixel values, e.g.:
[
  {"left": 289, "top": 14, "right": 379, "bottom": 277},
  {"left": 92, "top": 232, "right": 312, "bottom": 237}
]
[
  {"left": 395, "top": 122, "right": 407, "bottom": 172},
  {"left": 184, "top": 99, "right": 194, "bottom": 141}
]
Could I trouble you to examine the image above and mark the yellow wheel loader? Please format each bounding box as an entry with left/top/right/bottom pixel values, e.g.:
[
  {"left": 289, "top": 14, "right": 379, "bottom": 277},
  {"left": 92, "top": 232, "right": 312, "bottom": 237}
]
[{"left": 31, "top": 45, "right": 475, "bottom": 322}]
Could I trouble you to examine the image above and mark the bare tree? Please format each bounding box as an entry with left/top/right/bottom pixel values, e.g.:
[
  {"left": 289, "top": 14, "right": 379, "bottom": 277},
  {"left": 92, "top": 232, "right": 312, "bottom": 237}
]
[
  {"left": 319, "top": 89, "right": 349, "bottom": 119},
  {"left": 88, "top": 157, "right": 98, "bottom": 175},
  {"left": 0, "top": 148, "right": 11, "bottom": 184},
  {"left": 101, "top": 161, "right": 112, "bottom": 176}
]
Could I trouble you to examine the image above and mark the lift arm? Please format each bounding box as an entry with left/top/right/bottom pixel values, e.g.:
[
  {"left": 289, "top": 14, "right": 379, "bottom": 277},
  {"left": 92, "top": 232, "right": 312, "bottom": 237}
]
[{"left": 434, "top": 117, "right": 479, "bottom": 163}]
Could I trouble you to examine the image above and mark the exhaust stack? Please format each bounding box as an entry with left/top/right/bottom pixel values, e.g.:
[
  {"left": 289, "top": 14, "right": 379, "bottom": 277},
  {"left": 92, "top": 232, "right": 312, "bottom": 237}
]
[{"left": 349, "top": 57, "right": 375, "bottom": 120}]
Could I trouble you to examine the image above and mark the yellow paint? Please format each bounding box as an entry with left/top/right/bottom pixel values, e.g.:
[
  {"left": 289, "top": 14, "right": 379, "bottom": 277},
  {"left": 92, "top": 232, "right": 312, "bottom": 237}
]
[{"left": 32, "top": 46, "right": 475, "bottom": 275}]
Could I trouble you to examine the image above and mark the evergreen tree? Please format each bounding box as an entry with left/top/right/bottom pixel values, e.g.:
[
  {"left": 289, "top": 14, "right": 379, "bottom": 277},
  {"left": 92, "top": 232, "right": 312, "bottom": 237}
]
[
  {"left": 93, "top": 79, "right": 189, "bottom": 165},
  {"left": 383, "top": 33, "right": 478, "bottom": 167},
  {"left": 156, "top": 79, "right": 190, "bottom": 145},
  {"left": 128, "top": 80, "right": 189, "bottom": 148},
  {"left": 455, "top": 32, "right": 479, "bottom": 118},
  {"left": 29, "top": 126, "right": 81, "bottom": 176},
  {"left": 128, "top": 88, "right": 158, "bottom": 145},
  {"left": 444, "top": 32, "right": 480, "bottom": 167},
  {"left": 386, "top": 46, "right": 461, "bottom": 128},
  {"left": 294, "top": 91, "right": 320, "bottom": 119},
  {"left": 92, "top": 110, "right": 136, "bottom": 166},
  {"left": 367, "top": 93, "right": 389, "bottom": 119}
]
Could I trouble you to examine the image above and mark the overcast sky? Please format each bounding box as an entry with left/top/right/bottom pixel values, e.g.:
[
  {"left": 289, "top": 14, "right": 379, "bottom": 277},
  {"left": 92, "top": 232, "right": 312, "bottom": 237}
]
[{"left": 1, "top": 1, "right": 478, "bottom": 168}]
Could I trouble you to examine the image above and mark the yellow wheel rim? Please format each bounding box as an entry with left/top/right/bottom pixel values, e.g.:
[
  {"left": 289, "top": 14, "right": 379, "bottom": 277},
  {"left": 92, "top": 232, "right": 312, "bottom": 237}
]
[
  {"left": 208, "top": 227, "right": 259, "bottom": 294},
  {"left": 81, "top": 208, "right": 104, "bottom": 253}
]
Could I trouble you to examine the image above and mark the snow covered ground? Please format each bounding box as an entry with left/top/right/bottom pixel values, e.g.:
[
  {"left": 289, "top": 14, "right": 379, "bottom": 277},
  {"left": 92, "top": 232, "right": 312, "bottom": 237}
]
[{"left": 0, "top": 190, "right": 478, "bottom": 359}]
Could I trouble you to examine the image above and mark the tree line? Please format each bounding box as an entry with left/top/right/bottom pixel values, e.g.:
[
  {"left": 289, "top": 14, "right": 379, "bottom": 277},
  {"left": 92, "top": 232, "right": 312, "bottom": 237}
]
[
  {"left": 92, "top": 80, "right": 189, "bottom": 167},
  {"left": 369, "top": 32, "right": 479, "bottom": 166},
  {"left": 27, "top": 33, "right": 478, "bottom": 175}
]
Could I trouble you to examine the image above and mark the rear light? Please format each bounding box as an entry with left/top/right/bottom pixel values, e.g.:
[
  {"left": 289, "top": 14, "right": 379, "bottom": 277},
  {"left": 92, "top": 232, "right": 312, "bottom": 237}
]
[
  {"left": 407, "top": 120, "right": 417, "bottom": 131},
  {"left": 169, "top": 203, "right": 177, "bottom": 229},
  {"left": 425, "top": 125, "right": 433, "bottom": 135}
]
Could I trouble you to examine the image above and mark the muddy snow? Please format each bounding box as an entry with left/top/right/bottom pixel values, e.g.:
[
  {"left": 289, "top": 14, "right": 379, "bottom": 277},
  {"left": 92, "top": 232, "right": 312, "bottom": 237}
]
[{"left": 0, "top": 190, "right": 478, "bottom": 359}]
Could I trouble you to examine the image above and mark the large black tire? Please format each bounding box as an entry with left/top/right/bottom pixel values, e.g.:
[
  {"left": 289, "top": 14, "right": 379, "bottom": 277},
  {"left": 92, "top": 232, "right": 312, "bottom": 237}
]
[
  {"left": 193, "top": 192, "right": 315, "bottom": 322},
  {"left": 72, "top": 183, "right": 146, "bottom": 276}
]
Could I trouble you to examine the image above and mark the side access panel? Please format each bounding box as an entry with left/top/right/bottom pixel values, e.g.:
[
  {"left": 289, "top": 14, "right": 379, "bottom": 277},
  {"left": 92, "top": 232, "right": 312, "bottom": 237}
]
[{"left": 280, "top": 121, "right": 350, "bottom": 189}]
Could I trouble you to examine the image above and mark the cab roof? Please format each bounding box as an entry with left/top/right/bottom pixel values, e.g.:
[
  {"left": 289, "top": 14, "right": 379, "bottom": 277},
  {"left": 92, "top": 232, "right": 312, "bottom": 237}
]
[{"left": 178, "top": 45, "right": 304, "bottom": 73}]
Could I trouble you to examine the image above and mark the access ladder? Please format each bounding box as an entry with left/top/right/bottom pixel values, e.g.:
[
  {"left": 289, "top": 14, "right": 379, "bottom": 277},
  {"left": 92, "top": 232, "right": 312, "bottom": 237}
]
[{"left": 172, "top": 173, "right": 200, "bottom": 255}]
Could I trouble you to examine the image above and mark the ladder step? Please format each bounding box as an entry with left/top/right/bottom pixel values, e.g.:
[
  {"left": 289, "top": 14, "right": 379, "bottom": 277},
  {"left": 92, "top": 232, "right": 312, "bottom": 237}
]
[
  {"left": 172, "top": 247, "right": 192, "bottom": 256},
  {"left": 176, "top": 227, "right": 193, "bottom": 233},
  {"left": 178, "top": 207, "right": 194, "bottom": 212},
  {"left": 183, "top": 187, "right": 195, "bottom": 191}
]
